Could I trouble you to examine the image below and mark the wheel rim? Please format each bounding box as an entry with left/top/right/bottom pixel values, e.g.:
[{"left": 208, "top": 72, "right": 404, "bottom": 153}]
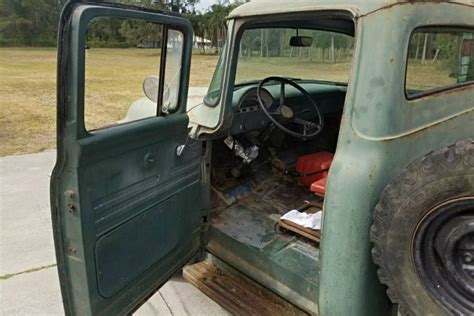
[{"left": 413, "top": 197, "right": 474, "bottom": 314}]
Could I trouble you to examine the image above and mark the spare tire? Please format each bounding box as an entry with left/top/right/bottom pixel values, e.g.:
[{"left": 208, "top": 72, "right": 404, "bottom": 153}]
[{"left": 370, "top": 139, "right": 474, "bottom": 315}]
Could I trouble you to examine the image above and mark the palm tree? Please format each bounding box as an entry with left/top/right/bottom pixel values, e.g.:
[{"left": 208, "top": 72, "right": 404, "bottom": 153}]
[{"left": 207, "top": 3, "right": 240, "bottom": 52}]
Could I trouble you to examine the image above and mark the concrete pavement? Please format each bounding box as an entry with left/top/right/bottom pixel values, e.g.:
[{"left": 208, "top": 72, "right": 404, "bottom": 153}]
[{"left": 0, "top": 151, "right": 228, "bottom": 315}]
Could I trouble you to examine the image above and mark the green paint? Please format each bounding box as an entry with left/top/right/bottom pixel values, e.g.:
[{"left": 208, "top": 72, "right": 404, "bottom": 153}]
[
  {"left": 51, "top": 2, "right": 201, "bottom": 315},
  {"left": 52, "top": 0, "right": 474, "bottom": 315}
]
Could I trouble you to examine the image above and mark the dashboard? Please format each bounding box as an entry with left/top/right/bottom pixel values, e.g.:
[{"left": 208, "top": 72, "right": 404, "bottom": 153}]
[
  {"left": 236, "top": 88, "right": 274, "bottom": 113},
  {"left": 229, "top": 81, "right": 348, "bottom": 135}
]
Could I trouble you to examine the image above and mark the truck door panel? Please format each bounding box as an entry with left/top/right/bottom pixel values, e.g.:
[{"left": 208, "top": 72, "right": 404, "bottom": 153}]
[{"left": 50, "top": 2, "right": 201, "bottom": 315}]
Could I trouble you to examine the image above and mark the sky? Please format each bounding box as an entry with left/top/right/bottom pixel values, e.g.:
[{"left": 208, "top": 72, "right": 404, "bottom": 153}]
[{"left": 195, "top": 0, "right": 225, "bottom": 12}]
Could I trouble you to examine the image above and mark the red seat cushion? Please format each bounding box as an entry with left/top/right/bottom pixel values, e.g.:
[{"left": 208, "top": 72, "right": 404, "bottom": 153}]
[
  {"left": 310, "top": 177, "right": 327, "bottom": 197},
  {"left": 296, "top": 152, "right": 334, "bottom": 186}
]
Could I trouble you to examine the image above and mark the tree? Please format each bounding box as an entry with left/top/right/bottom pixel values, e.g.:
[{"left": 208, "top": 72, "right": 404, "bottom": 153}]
[
  {"left": 0, "top": 0, "right": 65, "bottom": 46},
  {"left": 0, "top": 0, "right": 245, "bottom": 48},
  {"left": 206, "top": 2, "right": 241, "bottom": 52},
  {"left": 119, "top": 19, "right": 162, "bottom": 47}
]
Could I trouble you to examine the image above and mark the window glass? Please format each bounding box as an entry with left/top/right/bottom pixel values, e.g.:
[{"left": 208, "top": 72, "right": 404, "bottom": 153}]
[
  {"left": 204, "top": 28, "right": 354, "bottom": 106},
  {"left": 406, "top": 28, "right": 474, "bottom": 97},
  {"left": 163, "top": 29, "right": 183, "bottom": 113},
  {"left": 84, "top": 17, "right": 164, "bottom": 131},
  {"left": 236, "top": 28, "right": 353, "bottom": 84}
]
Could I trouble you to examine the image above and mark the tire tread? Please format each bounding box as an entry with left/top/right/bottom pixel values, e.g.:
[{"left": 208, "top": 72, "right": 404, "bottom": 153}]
[{"left": 370, "top": 139, "right": 474, "bottom": 316}]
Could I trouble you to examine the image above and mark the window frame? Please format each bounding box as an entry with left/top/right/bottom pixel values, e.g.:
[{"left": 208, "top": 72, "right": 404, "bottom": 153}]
[
  {"left": 233, "top": 26, "right": 354, "bottom": 86},
  {"left": 404, "top": 25, "right": 474, "bottom": 101}
]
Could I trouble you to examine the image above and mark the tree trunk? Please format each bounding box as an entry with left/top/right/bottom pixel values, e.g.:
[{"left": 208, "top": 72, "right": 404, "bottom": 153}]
[
  {"left": 414, "top": 34, "right": 421, "bottom": 61},
  {"left": 421, "top": 33, "right": 428, "bottom": 64},
  {"left": 432, "top": 48, "right": 440, "bottom": 63},
  {"left": 330, "top": 36, "right": 335, "bottom": 63},
  {"left": 265, "top": 29, "right": 269, "bottom": 57}
]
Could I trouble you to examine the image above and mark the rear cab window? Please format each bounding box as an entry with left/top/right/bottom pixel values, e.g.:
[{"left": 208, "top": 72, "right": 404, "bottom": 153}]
[{"left": 405, "top": 27, "right": 474, "bottom": 99}]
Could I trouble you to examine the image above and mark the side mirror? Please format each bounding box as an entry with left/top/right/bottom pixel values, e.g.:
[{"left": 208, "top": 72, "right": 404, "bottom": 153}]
[
  {"left": 143, "top": 76, "right": 170, "bottom": 103},
  {"left": 289, "top": 36, "right": 313, "bottom": 47}
]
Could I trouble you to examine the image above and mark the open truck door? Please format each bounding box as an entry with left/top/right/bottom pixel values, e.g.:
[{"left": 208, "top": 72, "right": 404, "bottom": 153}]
[{"left": 50, "top": 2, "right": 202, "bottom": 315}]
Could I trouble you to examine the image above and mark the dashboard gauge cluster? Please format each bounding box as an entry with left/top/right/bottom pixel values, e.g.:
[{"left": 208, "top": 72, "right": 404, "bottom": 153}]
[{"left": 237, "top": 88, "right": 274, "bottom": 113}]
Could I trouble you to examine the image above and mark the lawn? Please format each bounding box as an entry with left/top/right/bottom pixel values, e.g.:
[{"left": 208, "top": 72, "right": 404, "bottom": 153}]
[
  {"left": 0, "top": 48, "right": 454, "bottom": 156},
  {"left": 0, "top": 48, "right": 218, "bottom": 156}
]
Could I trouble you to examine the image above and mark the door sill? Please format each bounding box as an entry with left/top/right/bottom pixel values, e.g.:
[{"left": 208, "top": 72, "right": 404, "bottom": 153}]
[{"left": 183, "top": 256, "right": 309, "bottom": 315}]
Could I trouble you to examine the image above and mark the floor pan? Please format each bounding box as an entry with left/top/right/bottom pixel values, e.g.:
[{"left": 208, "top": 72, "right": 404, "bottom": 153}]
[{"left": 207, "top": 179, "right": 321, "bottom": 314}]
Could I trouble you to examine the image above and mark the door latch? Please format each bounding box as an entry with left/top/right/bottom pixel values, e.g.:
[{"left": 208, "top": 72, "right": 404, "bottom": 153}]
[
  {"left": 176, "top": 144, "right": 186, "bottom": 157},
  {"left": 144, "top": 153, "right": 156, "bottom": 168},
  {"left": 176, "top": 126, "right": 197, "bottom": 157}
]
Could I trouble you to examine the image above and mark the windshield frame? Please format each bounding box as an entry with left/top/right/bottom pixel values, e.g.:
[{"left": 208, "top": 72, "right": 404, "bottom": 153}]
[
  {"left": 203, "top": 13, "right": 355, "bottom": 109},
  {"left": 203, "top": 41, "right": 228, "bottom": 107}
]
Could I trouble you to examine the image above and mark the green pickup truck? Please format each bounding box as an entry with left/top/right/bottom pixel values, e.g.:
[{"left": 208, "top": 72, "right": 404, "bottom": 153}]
[{"left": 51, "top": 0, "right": 473, "bottom": 315}]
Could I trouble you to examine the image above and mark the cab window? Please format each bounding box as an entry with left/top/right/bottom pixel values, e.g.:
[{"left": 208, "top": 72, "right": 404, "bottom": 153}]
[{"left": 406, "top": 27, "right": 474, "bottom": 98}]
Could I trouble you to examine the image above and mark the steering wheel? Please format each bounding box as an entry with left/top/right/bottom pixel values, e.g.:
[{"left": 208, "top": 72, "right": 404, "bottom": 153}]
[{"left": 257, "top": 76, "right": 324, "bottom": 139}]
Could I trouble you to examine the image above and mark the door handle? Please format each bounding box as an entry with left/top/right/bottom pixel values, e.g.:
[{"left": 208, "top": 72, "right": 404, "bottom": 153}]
[{"left": 144, "top": 153, "right": 156, "bottom": 168}]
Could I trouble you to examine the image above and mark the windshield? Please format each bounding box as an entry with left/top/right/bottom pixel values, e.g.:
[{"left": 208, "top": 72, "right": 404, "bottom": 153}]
[{"left": 205, "top": 27, "right": 353, "bottom": 105}]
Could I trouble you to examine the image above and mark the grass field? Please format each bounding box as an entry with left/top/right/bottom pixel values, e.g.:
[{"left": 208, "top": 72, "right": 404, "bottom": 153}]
[
  {"left": 0, "top": 48, "right": 454, "bottom": 156},
  {"left": 0, "top": 48, "right": 218, "bottom": 156}
]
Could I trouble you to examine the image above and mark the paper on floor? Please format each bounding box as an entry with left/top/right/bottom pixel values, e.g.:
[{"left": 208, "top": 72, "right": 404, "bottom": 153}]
[{"left": 280, "top": 209, "right": 322, "bottom": 230}]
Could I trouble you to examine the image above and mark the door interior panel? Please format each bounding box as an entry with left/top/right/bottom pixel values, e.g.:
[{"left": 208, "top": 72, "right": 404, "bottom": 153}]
[
  {"left": 77, "top": 115, "right": 202, "bottom": 301},
  {"left": 95, "top": 195, "right": 180, "bottom": 298}
]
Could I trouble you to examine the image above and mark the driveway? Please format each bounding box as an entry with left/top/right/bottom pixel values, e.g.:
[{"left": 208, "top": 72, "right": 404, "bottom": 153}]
[{"left": 0, "top": 151, "right": 228, "bottom": 315}]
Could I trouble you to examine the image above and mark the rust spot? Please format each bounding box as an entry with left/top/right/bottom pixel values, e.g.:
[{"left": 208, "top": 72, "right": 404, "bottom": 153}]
[
  {"left": 64, "top": 190, "right": 75, "bottom": 199},
  {"left": 183, "top": 260, "right": 308, "bottom": 315},
  {"left": 390, "top": 58, "right": 395, "bottom": 63}
]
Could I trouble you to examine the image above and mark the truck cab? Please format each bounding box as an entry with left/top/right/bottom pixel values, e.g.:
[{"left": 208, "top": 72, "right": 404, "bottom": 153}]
[{"left": 51, "top": 1, "right": 474, "bottom": 315}]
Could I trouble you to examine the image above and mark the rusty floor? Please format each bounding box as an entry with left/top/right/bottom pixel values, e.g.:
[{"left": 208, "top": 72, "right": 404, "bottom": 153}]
[{"left": 208, "top": 169, "right": 321, "bottom": 313}]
